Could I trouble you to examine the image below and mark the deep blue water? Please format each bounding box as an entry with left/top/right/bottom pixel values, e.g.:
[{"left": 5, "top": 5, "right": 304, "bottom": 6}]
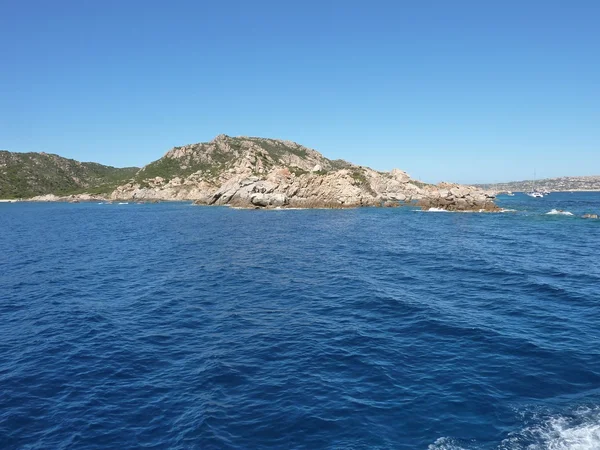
[{"left": 1, "top": 193, "right": 599, "bottom": 449}]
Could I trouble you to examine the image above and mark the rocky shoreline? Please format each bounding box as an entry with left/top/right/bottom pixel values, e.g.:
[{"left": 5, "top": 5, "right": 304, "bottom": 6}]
[
  {"left": 9, "top": 192, "right": 600, "bottom": 219},
  {"left": 19, "top": 186, "right": 498, "bottom": 212},
  {"left": 107, "top": 172, "right": 500, "bottom": 212}
]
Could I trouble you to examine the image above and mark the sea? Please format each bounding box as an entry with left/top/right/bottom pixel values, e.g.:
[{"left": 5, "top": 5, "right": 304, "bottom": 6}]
[{"left": 1, "top": 192, "right": 599, "bottom": 449}]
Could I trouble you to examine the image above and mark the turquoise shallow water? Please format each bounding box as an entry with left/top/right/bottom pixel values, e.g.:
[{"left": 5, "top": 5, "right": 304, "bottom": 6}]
[{"left": 1, "top": 193, "right": 599, "bottom": 449}]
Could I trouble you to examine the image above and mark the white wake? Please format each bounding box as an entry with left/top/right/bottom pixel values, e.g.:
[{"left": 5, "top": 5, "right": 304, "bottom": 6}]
[{"left": 428, "top": 407, "right": 600, "bottom": 450}]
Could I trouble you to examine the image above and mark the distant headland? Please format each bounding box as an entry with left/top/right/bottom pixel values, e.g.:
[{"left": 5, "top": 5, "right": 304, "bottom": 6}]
[
  {"left": 1, "top": 135, "right": 498, "bottom": 211},
  {"left": 476, "top": 176, "right": 600, "bottom": 193}
]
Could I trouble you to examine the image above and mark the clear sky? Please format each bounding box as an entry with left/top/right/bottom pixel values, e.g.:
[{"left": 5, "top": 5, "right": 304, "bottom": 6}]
[{"left": 1, "top": 0, "right": 598, "bottom": 184}]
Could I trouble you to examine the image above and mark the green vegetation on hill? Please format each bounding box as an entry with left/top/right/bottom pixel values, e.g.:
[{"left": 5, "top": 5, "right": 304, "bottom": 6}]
[
  {"left": 0, "top": 151, "right": 138, "bottom": 199},
  {"left": 409, "top": 180, "right": 433, "bottom": 189},
  {"left": 134, "top": 153, "right": 226, "bottom": 182},
  {"left": 330, "top": 159, "right": 353, "bottom": 170},
  {"left": 350, "top": 169, "right": 377, "bottom": 196},
  {"left": 135, "top": 155, "right": 190, "bottom": 182},
  {"left": 135, "top": 143, "right": 235, "bottom": 183},
  {"left": 134, "top": 135, "right": 337, "bottom": 183},
  {"left": 245, "top": 137, "right": 308, "bottom": 160}
]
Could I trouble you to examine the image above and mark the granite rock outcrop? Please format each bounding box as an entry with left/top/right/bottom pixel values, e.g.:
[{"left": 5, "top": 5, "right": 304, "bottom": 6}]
[{"left": 109, "top": 135, "right": 497, "bottom": 211}]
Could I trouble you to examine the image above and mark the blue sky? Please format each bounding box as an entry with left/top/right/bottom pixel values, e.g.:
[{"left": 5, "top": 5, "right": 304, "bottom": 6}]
[{"left": 1, "top": 0, "right": 598, "bottom": 183}]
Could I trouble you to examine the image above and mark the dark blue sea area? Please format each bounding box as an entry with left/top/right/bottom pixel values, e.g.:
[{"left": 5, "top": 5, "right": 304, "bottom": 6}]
[{"left": 1, "top": 192, "right": 599, "bottom": 449}]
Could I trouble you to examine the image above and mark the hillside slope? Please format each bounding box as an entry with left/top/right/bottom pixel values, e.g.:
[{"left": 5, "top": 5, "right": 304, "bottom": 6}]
[{"left": 0, "top": 151, "right": 138, "bottom": 199}]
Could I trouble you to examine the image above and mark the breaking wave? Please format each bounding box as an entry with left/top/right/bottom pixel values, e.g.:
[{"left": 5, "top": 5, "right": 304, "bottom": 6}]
[
  {"left": 501, "top": 407, "right": 600, "bottom": 450},
  {"left": 428, "top": 437, "right": 468, "bottom": 449},
  {"left": 546, "top": 209, "right": 574, "bottom": 216},
  {"left": 427, "top": 207, "right": 451, "bottom": 212},
  {"left": 429, "top": 407, "right": 600, "bottom": 450}
]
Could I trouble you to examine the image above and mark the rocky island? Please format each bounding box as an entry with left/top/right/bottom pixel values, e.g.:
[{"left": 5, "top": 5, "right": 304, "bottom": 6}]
[
  {"left": 2, "top": 135, "right": 498, "bottom": 211},
  {"left": 110, "top": 135, "right": 498, "bottom": 211}
]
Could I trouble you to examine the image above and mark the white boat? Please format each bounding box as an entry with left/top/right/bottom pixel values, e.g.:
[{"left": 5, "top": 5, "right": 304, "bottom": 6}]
[
  {"left": 526, "top": 171, "right": 544, "bottom": 198},
  {"left": 527, "top": 191, "right": 544, "bottom": 198}
]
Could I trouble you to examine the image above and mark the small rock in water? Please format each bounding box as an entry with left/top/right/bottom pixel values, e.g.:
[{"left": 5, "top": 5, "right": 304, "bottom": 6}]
[{"left": 582, "top": 213, "right": 599, "bottom": 219}]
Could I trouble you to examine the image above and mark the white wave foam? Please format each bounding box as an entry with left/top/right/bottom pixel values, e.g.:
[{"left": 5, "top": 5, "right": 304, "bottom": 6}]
[
  {"left": 118, "top": 202, "right": 129, "bottom": 205},
  {"left": 430, "top": 406, "right": 600, "bottom": 450},
  {"left": 428, "top": 437, "right": 468, "bottom": 449},
  {"left": 500, "top": 208, "right": 517, "bottom": 212},
  {"left": 502, "top": 407, "right": 600, "bottom": 450},
  {"left": 423, "top": 208, "right": 489, "bottom": 213},
  {"left": 546, "top": 209, "right": 574, "bottom": 216},
  {"left": 427, "top": 208, "right": 450, "bottom": 212}
]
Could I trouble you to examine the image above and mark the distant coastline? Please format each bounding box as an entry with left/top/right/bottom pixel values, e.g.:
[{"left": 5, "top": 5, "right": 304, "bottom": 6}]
[
  {"left": 477, "top": 175, "right": 600, "bottom": 193},
  {"left": 496, "top": 189, "right": 600, "bottom": 193}
]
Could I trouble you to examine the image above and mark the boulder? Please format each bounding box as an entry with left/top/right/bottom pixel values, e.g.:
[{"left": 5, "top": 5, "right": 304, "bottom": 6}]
[
  {"left": 248, "top": 192, "right": 289, "bottom": 207},
  {"left": 252, "top": 180, "right": 277, "bottom": 194},
  {"left": 455, "top": 198, "right": 469, "bottom": 210},
  {"left": 250, "top": 193, "right": 270, "bottom": 207},
  {"left": 438, "top": 189, "right": 451, "bottom": 199},
  {"left": 390, "top": 168, "right": 411, "bottom": 182},
  {"left": 450, "top": 186, "right": 468, "bottom": 198},
  {"left": 390, "top": 193, "right": 407, "bottom": 202},
  {"left": 269, "top": 193, "right": 288, "bottom": 206}
]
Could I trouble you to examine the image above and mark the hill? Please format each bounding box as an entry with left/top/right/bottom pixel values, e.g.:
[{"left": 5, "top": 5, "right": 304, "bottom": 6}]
[
  {"left": 0, "top": 151, "right": 138, "bottom": 199},
  {"left": 111, "top": 135, "right": 497, "bottom": 211},
  {"left": 477, "top": 176, "right": 600, "bottom": 192}
]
